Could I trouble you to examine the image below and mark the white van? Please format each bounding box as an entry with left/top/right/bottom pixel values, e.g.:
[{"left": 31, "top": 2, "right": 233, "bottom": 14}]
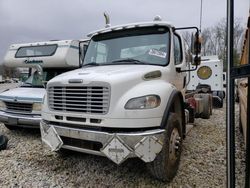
[{"left": 0, "top": 39, "right": 88, "bottom": 130}]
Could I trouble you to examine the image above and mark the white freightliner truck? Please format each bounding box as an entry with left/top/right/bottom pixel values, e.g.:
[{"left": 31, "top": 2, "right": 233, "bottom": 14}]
[
  {"left": 0, "top": 39, "right": 88, "bottom": 130},
  {"left": 40, "top": 17, "right": 212, "bottom": 181}
]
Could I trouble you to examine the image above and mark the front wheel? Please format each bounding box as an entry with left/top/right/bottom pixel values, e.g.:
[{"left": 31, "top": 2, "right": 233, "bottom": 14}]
[
  {"left": 0, "top": 135, "right": 8, "bottom": 150},
  {"left": 147, "top": 113, "right": 182, "bottom": 182}
]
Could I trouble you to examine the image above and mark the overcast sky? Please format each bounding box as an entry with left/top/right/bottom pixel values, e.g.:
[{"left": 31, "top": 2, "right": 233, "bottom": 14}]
[{"left": 0, "top": 0, "right": 248, "bottom": 63}]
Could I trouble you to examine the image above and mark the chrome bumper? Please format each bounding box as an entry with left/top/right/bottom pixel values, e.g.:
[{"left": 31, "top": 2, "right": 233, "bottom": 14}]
[
  {"left": 40, "top": 120, "right": 165, "bottom": 164},
  {"left": 0, "top": 110, "right": 41, "bottom": 128}
]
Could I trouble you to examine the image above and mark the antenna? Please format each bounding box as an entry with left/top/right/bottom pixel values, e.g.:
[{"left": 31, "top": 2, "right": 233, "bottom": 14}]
[{"left": 199, "top": 0, "right": 203, "bottom": 32}]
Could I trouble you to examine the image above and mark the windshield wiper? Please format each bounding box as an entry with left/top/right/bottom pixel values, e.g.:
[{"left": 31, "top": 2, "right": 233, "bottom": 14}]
[
  {"left": 82, "top": 59, "right": 149, "bottom": 67},
  {"left": 82, "top": 62, "right": 100, "bottom": 67},
  {"left": 110, "top": 58, "right": 148, "bottom": 65},
  {"left": 21, "top": 83, "right": 43, "bottom": 88}
]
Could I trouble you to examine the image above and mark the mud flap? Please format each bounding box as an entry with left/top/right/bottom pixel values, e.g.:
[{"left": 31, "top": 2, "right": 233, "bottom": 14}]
[{"left": 40, "top": 124, "right": 63, "bottom": 151}]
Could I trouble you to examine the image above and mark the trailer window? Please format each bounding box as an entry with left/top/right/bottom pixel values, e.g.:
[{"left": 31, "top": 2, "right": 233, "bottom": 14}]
[{"left": 15, "top": 44, "right": 57, "bottom": 58}]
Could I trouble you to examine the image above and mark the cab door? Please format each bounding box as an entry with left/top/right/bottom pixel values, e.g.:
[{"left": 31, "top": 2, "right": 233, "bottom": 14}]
[{"left": 173, "top": 33, "right": 187, "bottom": 92}]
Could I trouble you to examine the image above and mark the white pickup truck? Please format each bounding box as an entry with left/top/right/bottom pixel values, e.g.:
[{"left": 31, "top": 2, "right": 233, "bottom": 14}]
[
  {"left": 40, "top": 17, "right": 212, "bottom": 181},
  {"left": 0, "top": 39, "right": 88, "bottom": 130}
]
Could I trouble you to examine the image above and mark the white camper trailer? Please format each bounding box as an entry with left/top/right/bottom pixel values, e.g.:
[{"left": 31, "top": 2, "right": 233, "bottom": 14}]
[{"left": 0, "top": 39, "right": 89, "bottom": 130}]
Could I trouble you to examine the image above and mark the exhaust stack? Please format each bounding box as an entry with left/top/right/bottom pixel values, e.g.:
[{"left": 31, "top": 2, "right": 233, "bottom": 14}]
[{"left": 104, "top": 12, "right": 111, "bottom": 28}]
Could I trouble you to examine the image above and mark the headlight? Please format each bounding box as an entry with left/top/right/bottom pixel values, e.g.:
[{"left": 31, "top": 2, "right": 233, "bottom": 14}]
[
  {"left": 125, "top": 95, "right": 161, "bottom": 109},
  {"left": 197, "top": 66, "right": 212, "bottom": 80},
  {"left": 33, "top": 103, "right": 42, "bottom": 111},
  {"left": 0, "top": 101, "right": 6, "bottom": 110}
]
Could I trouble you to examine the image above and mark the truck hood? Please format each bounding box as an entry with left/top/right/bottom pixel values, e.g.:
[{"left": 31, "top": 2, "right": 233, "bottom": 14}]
[
  {"left": 49, "top": 65, "right": 164, "bottom": 85},
  {"left": 0, "top": 87, "right": 45, "bottom": 102}
]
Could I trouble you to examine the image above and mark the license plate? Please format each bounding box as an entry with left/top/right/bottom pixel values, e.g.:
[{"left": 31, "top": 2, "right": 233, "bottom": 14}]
[
  {"left": 8, "top": 117, "right": 17, "bottom": 125},
  {"left": 40, "top": 124, "right": 63, "bottom": 151}
]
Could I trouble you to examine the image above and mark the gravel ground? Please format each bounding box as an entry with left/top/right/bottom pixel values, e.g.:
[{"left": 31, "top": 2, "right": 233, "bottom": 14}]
[{"left": 0, "top": 103, "right": 246, "bottom": 187}]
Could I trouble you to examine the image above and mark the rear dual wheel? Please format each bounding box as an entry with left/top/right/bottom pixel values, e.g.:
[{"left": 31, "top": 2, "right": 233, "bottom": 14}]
[{"left": 200, "top": 94, "right": 212, "bottom": 119}]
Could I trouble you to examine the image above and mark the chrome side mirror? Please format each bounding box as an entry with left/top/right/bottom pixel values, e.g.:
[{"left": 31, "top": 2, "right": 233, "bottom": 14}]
[{"left": 35, "top": 64, "right": 43, "bottom": 76}]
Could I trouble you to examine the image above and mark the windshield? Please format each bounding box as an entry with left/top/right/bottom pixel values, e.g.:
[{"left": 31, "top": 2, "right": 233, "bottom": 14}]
[
  {"left": 83, "top": 26, "right": 170, "bottom": 66},
  {"left": 22, "top": 68, "right": 69, "bottom": 88}
]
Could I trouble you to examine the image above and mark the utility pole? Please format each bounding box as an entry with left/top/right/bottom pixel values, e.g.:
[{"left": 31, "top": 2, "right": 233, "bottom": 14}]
[{"left": 200, "top": 0, "right": 203, "bottom": 32}]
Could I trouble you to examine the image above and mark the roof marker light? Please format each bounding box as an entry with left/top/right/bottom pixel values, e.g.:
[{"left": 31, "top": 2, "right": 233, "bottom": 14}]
[{"left": 154, "top": 15, "right": 162, "bottom": 21}]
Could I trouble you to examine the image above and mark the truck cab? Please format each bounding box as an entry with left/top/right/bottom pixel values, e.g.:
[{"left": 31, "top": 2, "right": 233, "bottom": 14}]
[
  {"left": 187, "top": 55, "right": 224, "bottom": 108},
  {"left": 0, "top": 39, "right": 89, "bottom": 130},
  {"left": 40, "top": 19, "right": 206, "bottom": 181}
]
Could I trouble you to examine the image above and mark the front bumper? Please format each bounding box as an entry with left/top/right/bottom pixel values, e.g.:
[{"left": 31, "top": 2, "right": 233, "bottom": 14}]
[
  {"left": 40, "top": 120, "right": 165, "bottom": 164},
  {"left": 0, "top": 110, "right": 41, "bottom": 128}
]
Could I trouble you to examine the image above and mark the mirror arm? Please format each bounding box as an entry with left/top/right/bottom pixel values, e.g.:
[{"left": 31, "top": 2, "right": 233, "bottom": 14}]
[{"left": 176, "top": 64, "right": 198, "bottom": 73}]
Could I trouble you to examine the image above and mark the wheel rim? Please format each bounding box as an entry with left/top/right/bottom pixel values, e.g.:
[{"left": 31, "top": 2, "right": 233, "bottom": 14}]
[{"left": 169, "top": 127, "right": 181, "bottom": 163}]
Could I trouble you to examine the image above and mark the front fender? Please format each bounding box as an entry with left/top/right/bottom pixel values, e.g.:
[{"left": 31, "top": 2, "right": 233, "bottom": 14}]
[{"left": 160, "top": 90, "right": 186, "bottom": 138}]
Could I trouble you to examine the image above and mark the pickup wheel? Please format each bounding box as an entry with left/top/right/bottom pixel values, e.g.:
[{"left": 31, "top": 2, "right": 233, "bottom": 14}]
[
  {"left": 147, "top": 112, "right": 182, "bottom": 182},
  {"left": 235, "top": 89, "right": 239, "bottom": 103},
  {"left": 239, "top": 104, "right": 243, "bottom": 134},
  {"left": 56, "top": 148, "right": 72, "bottom": 157},
  {"left": 4, "top": 124, "right": 20, "bottom": 130},
  {"left": 0, "top": 135, "right": 8, "bottom": 150}
]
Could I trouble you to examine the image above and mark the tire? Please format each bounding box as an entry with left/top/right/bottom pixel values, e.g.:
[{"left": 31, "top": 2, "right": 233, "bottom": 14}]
[
  {"left": 0, "top": 135, "right": 8, "bottom": 150},
  {"left": 56, "top": 148, "right": 71, "bottom": 157},
  {"left": 4, "top": 124, "right": 20, "bottom": 130},
  {"left": 147, "top": 113, "right": 182, "bottom": 182},
  {"left": 209, "top": 95, "right": 213, "bottom": 115},
  {"left": 235, "top": 89, "right": 239, "bottom": 103},
  {"left": 200, "top": 94, "right": 211, "bottom": 119},
  {"left": 219, "top": 98, "right": 224, "bottom": 108},
  {"left": 217, "top": 91, "right": 224, "bottom": 100},
  {"left": 239, "top": 104, "right": 243, "bottom": 134}
]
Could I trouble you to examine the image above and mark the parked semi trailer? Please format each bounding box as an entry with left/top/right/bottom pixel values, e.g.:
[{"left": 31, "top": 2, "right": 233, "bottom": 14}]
[
  {"left": 0, "top": 39, "right": 88, "bottom": 130},
  {"left": 238, "top": 18, "right": 249, "bottom": 145},
  {"left": 40, "top": 16, "right": 213, "bottom": 181}
]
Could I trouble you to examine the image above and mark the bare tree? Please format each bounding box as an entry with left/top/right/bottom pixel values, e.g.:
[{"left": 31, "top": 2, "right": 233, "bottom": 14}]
[
  {"left": 0, "top": 65, "right": 20, "bottom": 79},
  {"left": 181, "top": 31, "right": 192, "bottom": 50},
  {"left": 201, "top": 18, "right": 244, "bottom": 69}
]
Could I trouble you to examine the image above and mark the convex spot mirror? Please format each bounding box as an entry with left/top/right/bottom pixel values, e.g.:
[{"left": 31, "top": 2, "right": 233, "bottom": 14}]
[
  {"left": 34, "top": 64, "right": 46, "bottom": 88},
  {"left": 191, "top": 55, "right": 201, "bottom": 66}
]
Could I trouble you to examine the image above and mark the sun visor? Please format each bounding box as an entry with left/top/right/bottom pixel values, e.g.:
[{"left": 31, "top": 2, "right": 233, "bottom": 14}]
[{"left": 3, "top": 40, "right": 81, "bottom": 68}]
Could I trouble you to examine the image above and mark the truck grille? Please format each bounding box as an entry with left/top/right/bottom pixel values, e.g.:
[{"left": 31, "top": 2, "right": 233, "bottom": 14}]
[
  {"left": 5, "top": 101, "right": 32, "bottom": 113},
  {"left": 48, "top": 86, "right": 110, "bottom": 114}
]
